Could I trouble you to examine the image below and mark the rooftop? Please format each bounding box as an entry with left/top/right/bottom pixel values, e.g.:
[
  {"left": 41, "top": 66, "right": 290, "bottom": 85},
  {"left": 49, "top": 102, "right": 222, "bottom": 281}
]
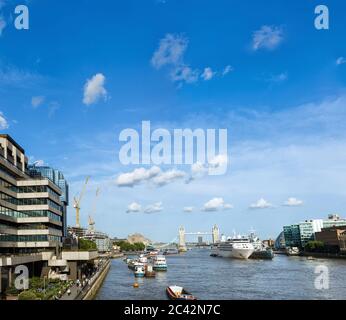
[{"left": 0, "top": 134, "right": 25, "bottom": 154}]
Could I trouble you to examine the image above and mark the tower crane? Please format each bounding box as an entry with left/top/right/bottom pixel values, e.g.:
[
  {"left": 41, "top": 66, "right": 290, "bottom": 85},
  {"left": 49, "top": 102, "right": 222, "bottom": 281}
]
[
  {"left": 73, "top": 176, "right": 90, "bottom": 228},
  {"left": 88, "top": 187, "right": 100, "bottom": 233}
]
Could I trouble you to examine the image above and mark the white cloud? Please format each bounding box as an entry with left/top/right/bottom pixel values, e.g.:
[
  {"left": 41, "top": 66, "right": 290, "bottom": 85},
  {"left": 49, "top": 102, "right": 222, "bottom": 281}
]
[
  {"left": 222, "top": 65, "right": 233, "bottom": 76},
  {"left": 126, "top": 201, "right": 165, "bottom": 214},
  {"left": 0, "top": 15, "right": 6, "bottom": 36},
  {"left": 0, "top": 111, "right": 8, "bottom": 129},
  {"left": 283, "top": 197, "right": 303, "bottom": 207},
  {"left": 252, "top": 25, "right": 283, "bottom": 51},
  {"left": 170, "top": 65, "right": 200, "bottom": 84},
  {"left": 151, "top": 33, "right": 188, "bottom": 69},
  {"left": 144, "top": 202, "right": 163, "bottom": 213},
  {"left": 151, "top": 34, "right": 228, "bottom": 85},
  {"left": 31, "top": 96, "right": 45, "bottom": 108},
  {"left": 126, "top": 202, "right": 142, "bottom": 213},
  {"left": 201, "top": 67, "right": 215, "bottom": 81},
  {"left": 183, "top": 206, "right": 194, "bottom": 213},
  {"left": 249, "top": 198, "right": 273, "bottom": 209},
  {"left": 336, "top": 57, "right": 346, "bottom": 65},
  {"left": 116, "top": 166, "right": 185, "bottom": 187},
  {"left": 203, "top": 197, "right": 233, "bottom": 212},
  {"left": 151, "top": 169, "right": 186, "bottom": 186},
  {"left": 116, "top": 166, "right": 161, "bottom": 187},
  {"left": 188, "top": 155, "right": 228, "bottom": 182},
  {"left": 83, "top": 73, "right": 107, "bottom": 105}
]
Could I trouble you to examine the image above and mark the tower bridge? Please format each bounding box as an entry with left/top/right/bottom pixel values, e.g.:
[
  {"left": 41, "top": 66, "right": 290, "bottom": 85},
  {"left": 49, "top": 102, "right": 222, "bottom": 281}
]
[{"left": 178, "top": 225, "right": 220, "bottom": 252}]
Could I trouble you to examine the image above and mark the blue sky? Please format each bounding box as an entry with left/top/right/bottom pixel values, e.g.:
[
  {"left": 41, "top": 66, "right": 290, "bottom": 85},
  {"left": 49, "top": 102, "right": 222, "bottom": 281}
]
[{"left": 1, "top": 0, "right": 346, "bottom": 241}]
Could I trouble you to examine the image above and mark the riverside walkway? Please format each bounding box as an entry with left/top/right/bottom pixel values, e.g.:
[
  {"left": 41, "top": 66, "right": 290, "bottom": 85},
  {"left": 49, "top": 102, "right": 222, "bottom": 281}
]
[{"left": 60, "top": 258, "right": 110, "bottom": 300}]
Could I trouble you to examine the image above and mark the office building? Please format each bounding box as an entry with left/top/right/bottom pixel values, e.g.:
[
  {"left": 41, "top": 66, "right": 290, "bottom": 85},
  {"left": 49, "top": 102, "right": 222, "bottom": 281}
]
[
  {"left": 0, "top": 135, "right": 103, "bottom": 295},
  {"left": 315, "top": 226, "right": 346, "bottom": 253},
  {"left": 283, "top": 224, "right": 301, "bottom": 248},
  {"left": 283, "top": 215, "right": 346, "bottom": 248},
  {"left": 67, "top": 226, "right": 112, "bottom": 253},
  {"left": 0, "top": 134, "right": 64, "bottom": 254},
  {"left": 27, "top": 165, "right": 69, "bottom": 237},
  {"left": 298, "top": 219, "right": 323, "bottom": 247}
]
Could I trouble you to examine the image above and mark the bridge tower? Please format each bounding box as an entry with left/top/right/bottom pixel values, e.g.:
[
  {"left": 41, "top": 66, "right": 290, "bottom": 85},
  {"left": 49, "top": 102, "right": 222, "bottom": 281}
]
[
  {"left": 212, "top": 225, "right": 220, "bottom": 244},
  {"left": 178, "top": 226, "right": 187, "bottom": 252}
]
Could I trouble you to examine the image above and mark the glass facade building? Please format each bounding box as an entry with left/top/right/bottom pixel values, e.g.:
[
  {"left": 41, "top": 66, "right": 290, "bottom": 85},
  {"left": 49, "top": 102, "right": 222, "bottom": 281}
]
[
  {"left": 28, "top": 165, "right": 69, "bottom": 237},
  {"left": 283, "top": 224, "right": 301, "bottom": 248}
]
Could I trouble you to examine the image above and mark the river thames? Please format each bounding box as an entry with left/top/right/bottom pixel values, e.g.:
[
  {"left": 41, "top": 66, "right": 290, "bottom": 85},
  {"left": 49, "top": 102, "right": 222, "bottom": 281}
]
[{"left": 96, "top": 249, "right": 346, "bottom": 300}]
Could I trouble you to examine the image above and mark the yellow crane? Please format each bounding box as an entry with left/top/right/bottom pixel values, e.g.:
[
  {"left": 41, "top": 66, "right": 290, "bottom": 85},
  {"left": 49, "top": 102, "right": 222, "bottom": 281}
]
[
  {"left": 73, "top": 176, "right": 90, "bottom": 228},
  {"left": 88, "top": 187, "right": 100, "bottom": 233}
]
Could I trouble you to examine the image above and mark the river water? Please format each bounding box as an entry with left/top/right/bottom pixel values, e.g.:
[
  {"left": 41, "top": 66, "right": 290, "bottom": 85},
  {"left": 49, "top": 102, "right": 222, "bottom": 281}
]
[{"left": 96, "top": 249, "right": 346, "bottom": 300}]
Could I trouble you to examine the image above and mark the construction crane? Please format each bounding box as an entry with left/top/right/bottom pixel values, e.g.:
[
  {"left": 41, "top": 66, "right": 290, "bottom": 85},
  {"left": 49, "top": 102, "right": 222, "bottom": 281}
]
[
  {"left": 88, "top": 188, "right": 100, "bottom": 233},
  {"left": 73, "top": 176, "right": 90, "bottom": 228}
]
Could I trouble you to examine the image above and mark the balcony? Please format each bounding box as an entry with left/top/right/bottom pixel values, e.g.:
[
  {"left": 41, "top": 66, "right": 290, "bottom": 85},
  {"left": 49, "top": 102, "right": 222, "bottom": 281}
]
[
  {"left": 48, "top": 257, "right": 68, "bottom": 267},
  {"left": 0, "top": 252, "right": 43, "bottom": 267},
  {"left": 61, "top": 250, "right": 99, "bottom": 261}
]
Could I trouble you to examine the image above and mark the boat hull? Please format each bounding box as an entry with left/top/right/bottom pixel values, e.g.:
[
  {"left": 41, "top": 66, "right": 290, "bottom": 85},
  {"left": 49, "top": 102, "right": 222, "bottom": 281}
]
[
  {"left": 218, "top": 248, "right": 254, "bottom": 259},
  {"left": 153, "top": 266, "right": 167, "bottom": 271},
  {"left": 166, "top": 287, "right": 196, "bottom": 300},
  {"left": 134, "top": 273, "right": 145, "bottom": 278},
  {"left": 249, "top": 249, "right": 274, "bottom": 260},
  {"left": 145, "top": 272, "right": 156, "bottom": 278}
]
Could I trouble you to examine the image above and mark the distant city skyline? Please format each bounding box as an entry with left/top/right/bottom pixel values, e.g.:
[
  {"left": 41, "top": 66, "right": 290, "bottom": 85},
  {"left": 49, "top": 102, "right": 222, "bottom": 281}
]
[{"left": 1, "top": 0, "right": 346, "bottom": 241}]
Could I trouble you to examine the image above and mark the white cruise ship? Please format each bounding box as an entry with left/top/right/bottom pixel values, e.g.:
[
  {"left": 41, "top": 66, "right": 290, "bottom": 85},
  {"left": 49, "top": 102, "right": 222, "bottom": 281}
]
[{"left": 217, "top": 235, "right": 254, "bottom": 259}]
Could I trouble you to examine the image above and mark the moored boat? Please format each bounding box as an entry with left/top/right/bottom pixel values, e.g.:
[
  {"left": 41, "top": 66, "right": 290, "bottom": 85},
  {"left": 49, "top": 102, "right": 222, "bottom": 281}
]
[
  {"left": 134, "top": 265, "right": 145, "bottom": 277},
  {"left": 145, "top": 264, "right": 156, "bottom": 278},
  {"left": 163, "top": 248, "right": 179, "bottom": 255},
  {"left": 139, "top": 254, "right": 148, "bottom": 265},
  {"left": 124, "top": 257, "right": 132, "bottom": 264},
  {"left": 128, "top": 260, "right": 144, "bottom": 271},
  {"left": 250, "top": 247, "right": 274, "bottom": 259},
  {"left": 153, "top": 255, "right": 168, "bottom": 271},
  {"left": 218, "top": 235, "right": 254, "bottom": 259},
  {"left": 210, "top": 244, "right": 219, "bottom": 257},
  {"left": 286, "top": 247, "right": 300, "bottom": 256},
  {"left": 148, "top": 249, "right": 160, "bottom": 257},
  {"left": 249, "top": 232, "right": 274, "bottom": 260},
  {"left": 166, "top": 286, "right": 197, "bottom": 300}
]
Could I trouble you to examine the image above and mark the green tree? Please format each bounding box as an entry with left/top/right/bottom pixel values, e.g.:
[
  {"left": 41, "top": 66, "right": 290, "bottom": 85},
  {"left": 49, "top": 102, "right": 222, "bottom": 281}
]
[
  {"left": 304, "top": 241, "right": 325, "bottom": 252},
  {"left": 79, "top": 238, "right": 97, "bottom": 251},
  {"left": 115, "top": 241, "right": 145, "bottom": 252}
]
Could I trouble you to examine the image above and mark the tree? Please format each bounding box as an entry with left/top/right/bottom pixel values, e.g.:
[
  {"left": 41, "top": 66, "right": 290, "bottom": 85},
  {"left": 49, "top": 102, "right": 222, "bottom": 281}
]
[
  {"left": 304, "top": 241, "right": 325, "bottom": 252},
  {"left": 115, "top": 241, "right": 145, "bottom": 252},
  {"left": 79, "top": 238, "right": 97, "bottom": 251}
]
